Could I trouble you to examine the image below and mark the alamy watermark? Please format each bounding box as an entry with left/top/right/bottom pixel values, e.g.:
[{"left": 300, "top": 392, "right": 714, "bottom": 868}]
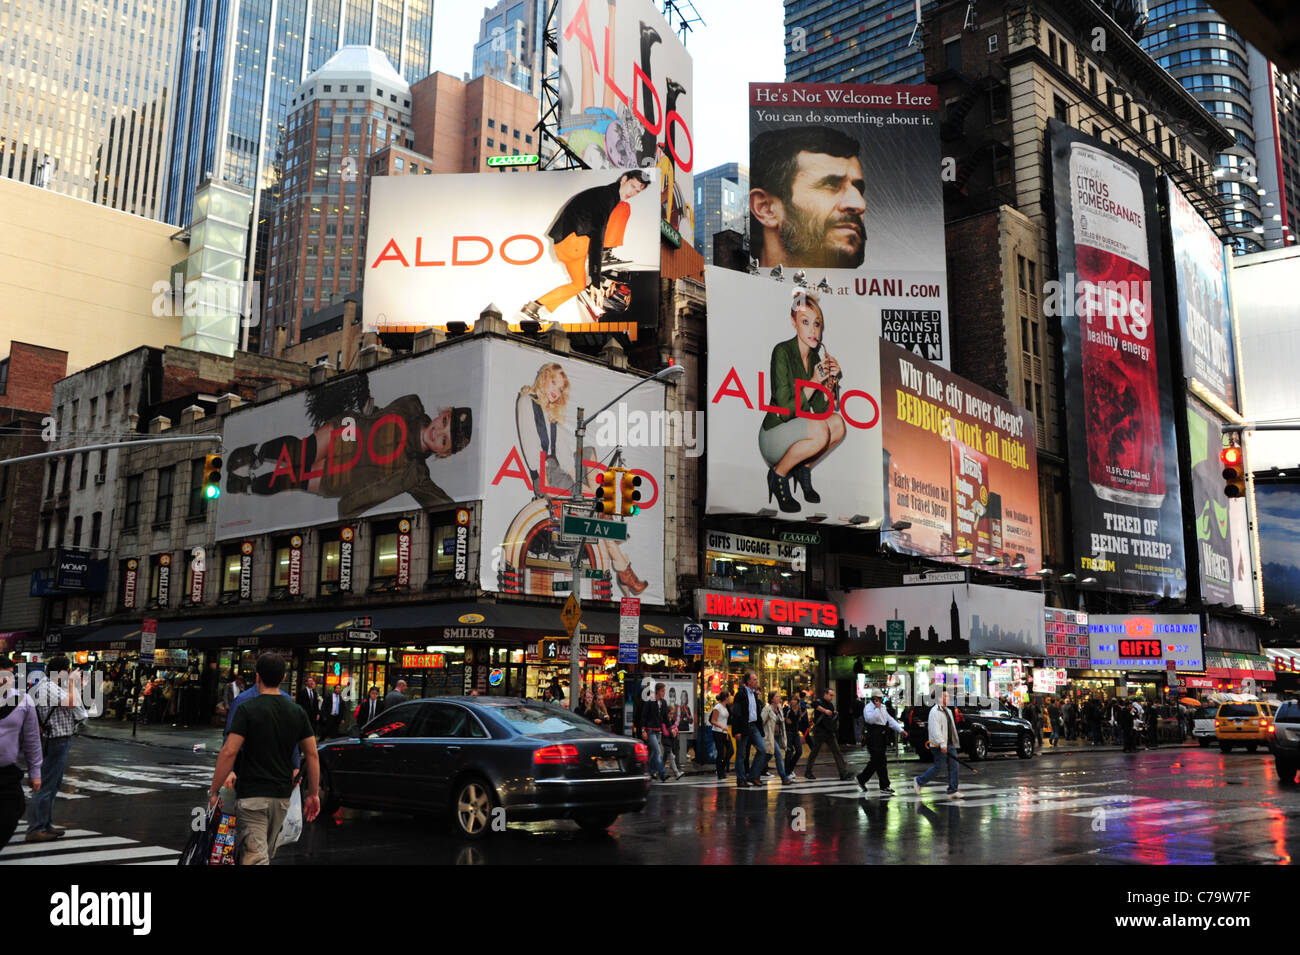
[{"left": 590, "top": 402, "right": 703, "bottom": 458}]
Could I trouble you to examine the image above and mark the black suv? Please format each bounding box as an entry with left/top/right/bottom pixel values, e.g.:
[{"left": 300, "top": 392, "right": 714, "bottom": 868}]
[{"left": 902, "top": 704, "right": 1036, "bottom": 761}]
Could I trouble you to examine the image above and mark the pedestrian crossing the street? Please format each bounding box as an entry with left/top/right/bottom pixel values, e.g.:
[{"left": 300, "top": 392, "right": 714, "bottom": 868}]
[{"left": 0, "top": 827, "right": 180, "bottom": 865}]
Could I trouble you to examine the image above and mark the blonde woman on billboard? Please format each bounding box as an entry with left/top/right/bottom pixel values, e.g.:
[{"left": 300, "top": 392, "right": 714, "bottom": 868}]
[
  {"left": 758, "top": 290, "right": 845, "bottom": 513},
  {"left": 517, "top": 171, "right": 651, "bottom": 323},
  {"left": 515, "top": 362, "right": 647, "bottom": 595}
]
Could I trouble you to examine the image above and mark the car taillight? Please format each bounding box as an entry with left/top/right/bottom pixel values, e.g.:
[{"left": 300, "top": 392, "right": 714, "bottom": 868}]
[
  {"left": 1268, "top": 724, "right": 1276, "bottom": 734},
  {"left": 533, "top": 744, "right": 580, "bottom": 765},
  {"left": 633, "top": 742, "right": 648, "bottom": 765},
  {"left": 1215, "top": 719, "right": 1223, "bottom": 726}
]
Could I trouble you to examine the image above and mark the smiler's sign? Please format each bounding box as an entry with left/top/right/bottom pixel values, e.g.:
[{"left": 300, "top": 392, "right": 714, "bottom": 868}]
[
  {"left": 288, "top": 535, "right": 304, "bottom": 596},
  {"left": 397, "top": 519, "right": 412, "bottom": 587}
]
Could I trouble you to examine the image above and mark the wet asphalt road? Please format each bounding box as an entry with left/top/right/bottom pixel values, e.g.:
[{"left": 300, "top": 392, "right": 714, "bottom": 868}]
[{"left": 2, "top": 736, "right": 1297, "bottom": 865}]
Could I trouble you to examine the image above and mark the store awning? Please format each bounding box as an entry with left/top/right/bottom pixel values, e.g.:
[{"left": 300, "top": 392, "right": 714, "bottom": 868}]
[
  {"left": 1206, "top": 652, "right": 1275, "bottom": 682},
  {"left": 71, "top": 603, "right": 693, "bottom": 649}
]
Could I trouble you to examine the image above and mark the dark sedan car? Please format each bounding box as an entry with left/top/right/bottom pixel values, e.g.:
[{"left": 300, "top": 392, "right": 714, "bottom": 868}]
[
  {"left": 318, "top": 697, "right": 650, "bottom": 838},
  {"left": 902, "top": 703, "right": 1036, "bottom": 761}
]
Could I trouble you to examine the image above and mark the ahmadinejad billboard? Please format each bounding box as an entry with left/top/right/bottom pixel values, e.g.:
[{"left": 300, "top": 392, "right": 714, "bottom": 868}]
[
  {"left": 217, "top": 338, "right": 666, "bottom": 606},
  {"left": 705, "top": 265, "right": 884, "bottom": 526},
  {"left": 365, "top": 168, "right": 661, "bottom": 330},
  {"left": 748, "top": 82, "right": 950, "bottom": 367},
  {"left": 558, "top": 0, "right": 694, "bottom": 245},
  {"left": 1047, "top": 120, "right": 1185, "bottom": 597}
]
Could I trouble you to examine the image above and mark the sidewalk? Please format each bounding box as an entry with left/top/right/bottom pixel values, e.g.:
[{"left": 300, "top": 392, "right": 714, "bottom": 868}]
[{"left": 80, "top": 718, "right": 223, "bottom": 755}]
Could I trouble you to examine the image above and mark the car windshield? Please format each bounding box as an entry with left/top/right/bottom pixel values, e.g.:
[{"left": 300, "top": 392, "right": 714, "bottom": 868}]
[
  {"left": 1276, "top": 703, "right": 1300, "bottom": 724},
  {"left": 493, "top": 703, "right": 602, "bottom": 738},
  {"left": 1219, "top": 704, "right": 1257, "bottom": 717},
  {"left": 1193, "top": 707, "right": 1216, "bottom": 720}
]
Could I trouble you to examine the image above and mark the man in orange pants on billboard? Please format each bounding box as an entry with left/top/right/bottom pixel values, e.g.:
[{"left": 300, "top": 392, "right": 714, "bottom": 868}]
[{"left": 518, "top": 170, "right": 650, "bottom": 322}]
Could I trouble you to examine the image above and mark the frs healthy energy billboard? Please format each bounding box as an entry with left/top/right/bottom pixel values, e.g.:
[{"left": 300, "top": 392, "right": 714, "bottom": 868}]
[
  {"left": 705, "top": 265, "right": 884, "bottom": 526},
  {"left": 365, "top": 168, "right": 661, "bottom": 330},
  {"left": 217, "top": 338, "right": 666, "bottom": 605},
  {"left": 558, "top": 0, "right": 694, "bottom": 245},
  {"left": 1166, "top": 178, "right": 1239, "bottom": 412},
  {"left": 748, "top": 82, "right": 950, "bottom": 367},
  {"left": 880, "top": 340, "right": 1042, "bottom": 574},
  {"left": 1187, "top": 399, "right": 1254, "bottom": 607},
  {"left": 1048, "top": 120, "right": 1185, "bottom": 597}
]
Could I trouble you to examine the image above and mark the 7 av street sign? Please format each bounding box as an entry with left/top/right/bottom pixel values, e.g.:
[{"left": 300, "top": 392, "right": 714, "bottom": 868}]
[{"left": 561, "top": 515, "right": 628, "bottom": 541}]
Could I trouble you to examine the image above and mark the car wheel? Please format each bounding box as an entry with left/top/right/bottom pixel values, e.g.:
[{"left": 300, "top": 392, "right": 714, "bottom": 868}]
[
  {"left": 1017, "top": 734, "right": 1034, "bottom": 759},
  {"left": 1277, "top": 760, "right": 1298, "bottom": 787},
  {"left": 1219, "top": 742, "right": 1233, "bottom": 753},
  {"left": 574, "top": 812, "right": 619, "bottom": 832},
  {"left": 1246, "top": 743, "right": 1258, "bottom": 753},
  {"left": 1198, "top": 737, "right": 1212, "bottom": 747},
  {"left": 968, "top": 734, "right": 988, "bottom": 761},
  {"left": 452, "top": 777, "right": 497, "bottom": 840}
]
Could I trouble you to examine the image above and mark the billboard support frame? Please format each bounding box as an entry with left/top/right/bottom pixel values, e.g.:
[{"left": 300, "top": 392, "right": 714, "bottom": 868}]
[{"left": 537, "top": 0, "right": 590, "bottom": 172}]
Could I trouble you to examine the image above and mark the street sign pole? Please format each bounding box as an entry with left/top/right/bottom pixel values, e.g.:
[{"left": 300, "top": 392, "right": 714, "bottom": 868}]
[{"left": 569, "top": 405, "right": 586, "bottom": 711}]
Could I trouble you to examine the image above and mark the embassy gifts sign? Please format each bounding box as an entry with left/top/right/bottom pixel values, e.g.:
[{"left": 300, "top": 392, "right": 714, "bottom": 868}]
[
  {"left": 365, "top": 168, "right": 661, "bottom": 330},
  {"left": 705, "top": 266, "right": 884, "bottom": 526},
  {"left": 748, "top": 83, "right": 950, "bottom": 367},
  {"left": 1086, "top": 614, "right": 1205, "bottom": 671},
  {"left": 1166, "top": 178, "right": 1239, "bottom": 413},
  {"left": 1047, "top": 121, "right": 1185, "bottom": 596},
  {"left": 558, "top": 0, "right": 694, "bottom": 243},
  {"left": 880, "top": 341, "right": 1042, "bottom": 574}
]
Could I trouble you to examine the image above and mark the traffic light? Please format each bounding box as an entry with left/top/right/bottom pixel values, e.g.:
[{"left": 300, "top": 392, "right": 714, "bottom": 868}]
[
  {"left": 618, "top": 470, "right": 642, "bottom": 516},
  {"left": 596, "top": 468, "right": 618, "bottom": 515},
  {"left": 1221, "top": 446, "right": 1246, "bottom": 498},
  {"left": 202, "top": 453, "right": 223, "bottom": 500}
]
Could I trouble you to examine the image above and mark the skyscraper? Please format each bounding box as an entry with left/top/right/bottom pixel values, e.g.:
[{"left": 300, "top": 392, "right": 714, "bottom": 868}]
[
  {"left": 693, "top": 162, "right": 749, "bottom": 263},
  {"left": 163, "top": 0, "right": 436, "bottom": 230},
  {"left": 1141, "top": 0, "right": 1295, "bottom": 253},
  {"left": 0, "top": 0, "right": 186, "bottom": 219},
  {"left": 472, "top": 0, "right": 547, "bottom": 97},
  {"left": 785, "top": 0, "right": 936, "bottom": 85}
]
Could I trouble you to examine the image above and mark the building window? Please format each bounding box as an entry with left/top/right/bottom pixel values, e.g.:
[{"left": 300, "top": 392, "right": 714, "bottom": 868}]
[
  {"left": 428, "top": 512, "right": 457, "bottom": 578},
  {"left": 1034, "top": 384, "right": 1044, "bottom": 424},
  {"left": 371, "top": 520, "right": 399, "bottom": 583},
  {"left": 61, "top": 457, "right": 71, "bottom": 494},
  {"left": 1053, "top": 94, "right": 1069, "bottom": 124},
  {"left": 78, "top": 453, "right": 88, "bottom": 490},
  {"left": 319, "top": 528, "right": 344, "bottom": 594},
  {"left": 46, "top": 461, "right": 57, "bottom": 497},
  {"left": 72, "top": 515, "right": 82, "bottom": 547},
  {"left": 221, "top": 548, "right": 242, "bottom": 596},
  {"left": 1024, "top": 379, "right": 1034, "bottom": 411},
  {"left": 944, "top": 39, "right": 961, "bottom": 72},
  {"left": 122, "top": 384, "right": 132, "bottom": 419},
  {"left": 486, "top": 137, "right": 494, "bottom": 147},
  {"left": 124, "top": 475, "right": 141, "bottom": 530},
  {"left": 0, "top": 359, "right": 7, "bottom": 395},
  {"left": 90, "top": 512, "right": 102, "bottom": 550},
  {"left": 155, "top": 465, "right": 175, "bottom": 525},
  {"left": 272, "top": 537, "right": 293, "bottom": 591},
  {"left": 188, "top": 457, "right": 208, "bottom": 517},
  {"left": 487, "top": 118, "right": 495, "bottom": 128},
  {"left": 1087, "top": 65, "right": 1097, "bottom": 94},
  {"left": 1048, "top": 30, "right": 1057, "bottom": 61},
  {"left": 987, "top": 33, "right": 998, "bottom": 53}
]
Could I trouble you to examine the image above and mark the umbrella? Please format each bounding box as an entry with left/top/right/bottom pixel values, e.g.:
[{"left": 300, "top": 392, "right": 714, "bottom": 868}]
[{"left": 1179, "top": 697, "right": 1200, "bottom": 706}]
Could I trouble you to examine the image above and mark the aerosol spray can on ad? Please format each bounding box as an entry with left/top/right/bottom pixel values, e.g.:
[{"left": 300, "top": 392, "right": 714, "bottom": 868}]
[{"left": 1069, "top": 142, "right": 1166, "bottom": 509}]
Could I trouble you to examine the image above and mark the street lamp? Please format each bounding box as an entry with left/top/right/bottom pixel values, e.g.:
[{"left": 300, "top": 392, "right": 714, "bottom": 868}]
[
  {"left": 981, "top": 556, "right": 1001, "bottom": 566},
  {"left": 567, "top": 364, "right": 686, "bottom": 707},
  {"left": 953, "top": 547, "right": 972, "bottom": 558}
]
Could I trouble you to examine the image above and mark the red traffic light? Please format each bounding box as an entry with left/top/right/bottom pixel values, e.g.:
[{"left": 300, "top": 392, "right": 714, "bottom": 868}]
[{"left": 1220, "top": 447, "right": 1241, "bottom": 467}]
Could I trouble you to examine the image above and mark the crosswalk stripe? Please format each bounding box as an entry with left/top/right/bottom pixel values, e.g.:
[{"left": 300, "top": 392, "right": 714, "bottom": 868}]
[
  {"left": 1066, "top": 799, "right": 1204, "bottom": 818},
  {"left": 56, "top": 776, "right": 157, "bottom": 796},
  {"left": 0, "top": 836, "right": 137, "bottom": 856},
  {"left": 125, "top": 859, "right": 180, "bottom": 865},
  {"left": 76, "top": 765, "right": 207, "bottom": 787},
  {"left": 21, "top": 788, "right": 88, "bottom": 800},
  {"left": 0, "top": 845, "right": 180, "bottom": 865}
]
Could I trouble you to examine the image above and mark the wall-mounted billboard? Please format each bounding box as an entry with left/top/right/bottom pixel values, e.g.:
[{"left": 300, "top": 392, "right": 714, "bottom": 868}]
[
  {"left": 217, "top": 338, "right": 667, "bottom": 605},
  {"left": 558, "top": 0, "right": 694, "bottom": 246},
  {"left": 1186, "top": 399, "right": 1255, "bottom": 607},
  {"left": 1086, "top": 614, "right": 1205, "bottom": 671},
  {"left": 1048, "top": 120, "right": 1185, "bottom": 596},
  {"left": 880, "top": 339, "right": 1041, "bottom": 574},
  {"left": 364, "top": 168, "right": 661, "bottom": 331},
  {"left": 1166, "top": 178, "right": 1239, "bottom": 413},
  {"left": 705, "top": 265, "right": 883, "bottom": 526},
  {"left": 747, "top": 82, "right": 949, "bottom": 366}
]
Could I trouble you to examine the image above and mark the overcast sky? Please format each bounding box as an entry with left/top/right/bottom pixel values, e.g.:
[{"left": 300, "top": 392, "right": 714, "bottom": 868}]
[{"left": 431, "top": 0, "right": 786, "bottom": 173}]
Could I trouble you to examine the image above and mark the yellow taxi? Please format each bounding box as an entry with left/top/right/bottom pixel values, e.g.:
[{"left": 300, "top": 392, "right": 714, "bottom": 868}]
[{"left": 1215, "top": 701, "right": 1277, "bottom": 753}]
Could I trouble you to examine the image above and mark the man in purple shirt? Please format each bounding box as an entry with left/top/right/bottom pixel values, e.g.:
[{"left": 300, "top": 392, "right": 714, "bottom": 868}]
[{"left": 0, "top": 654, "right": 43, "bottom": 849}]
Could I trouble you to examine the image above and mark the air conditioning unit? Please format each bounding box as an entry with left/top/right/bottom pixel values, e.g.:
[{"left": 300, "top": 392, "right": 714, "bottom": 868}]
[{"left": 93, "top": 474, "right": 106, "bottom": 485}]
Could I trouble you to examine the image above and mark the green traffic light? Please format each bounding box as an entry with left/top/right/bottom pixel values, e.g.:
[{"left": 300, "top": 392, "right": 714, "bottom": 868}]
[
  {"left": 205, "top": 485, "right": 220, "bottom": 499},
  {"left": 628, "top": 505, "right": 639, "bottom": 516}
]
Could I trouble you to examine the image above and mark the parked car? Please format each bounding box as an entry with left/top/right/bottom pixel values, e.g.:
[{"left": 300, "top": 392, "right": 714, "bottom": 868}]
[
  {"left": 317, "top": 697, "right": 650, "bottom": 838},
  {"left": 1214, "top": 701, "right": 1277, "bottom": 753},
  {"left": 902, "top": 703, "right": 1035, "bottom": 761},
  {"left": 1268, "top": 700, "right": 1300, "bottom": 786},
  {"left": 1190, "top": 705, "right": 1218, "bottom": 746}
]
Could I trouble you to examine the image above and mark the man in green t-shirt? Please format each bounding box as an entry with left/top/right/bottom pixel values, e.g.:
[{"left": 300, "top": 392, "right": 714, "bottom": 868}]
[{"left": 209, "top": 652, "right": 320, "bottom": 864}]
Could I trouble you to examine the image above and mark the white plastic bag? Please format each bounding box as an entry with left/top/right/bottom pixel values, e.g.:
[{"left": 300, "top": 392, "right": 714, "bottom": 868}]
[{"left": 276, "top": 787, "right": 303, "bottom": 849}]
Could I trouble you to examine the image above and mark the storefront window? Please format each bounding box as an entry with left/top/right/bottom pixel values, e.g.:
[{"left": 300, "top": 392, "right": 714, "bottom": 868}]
[
  {"left": 703, "top": 644, "right": 817, "bottom": 707},
  {"left": 705, "top": 556, "right": 802, "bottom": 596}
]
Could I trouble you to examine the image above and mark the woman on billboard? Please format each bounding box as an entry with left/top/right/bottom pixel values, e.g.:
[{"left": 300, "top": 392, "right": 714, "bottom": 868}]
[
  {"left": 517, "top": 170, "right": 651, "bottom": 323},
  {"left": 514, "top": 362, "right": 647, "bottom": 595},
  {"left": 758, "top": 290, "right": 845, "bottom": 513}
]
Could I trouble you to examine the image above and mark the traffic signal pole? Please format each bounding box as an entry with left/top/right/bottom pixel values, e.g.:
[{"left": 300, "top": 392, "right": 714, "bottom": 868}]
[
  {"left": 569, "top": 405, "right": 587, "bottom": 711},
  {"left": 0, "top": 435, "right": 222, "bottom": 468}
]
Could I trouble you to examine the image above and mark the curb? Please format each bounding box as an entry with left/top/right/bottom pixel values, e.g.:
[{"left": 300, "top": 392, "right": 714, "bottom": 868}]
[{"left": 79, "top": 731, "right": 221, "bottom": 756}]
